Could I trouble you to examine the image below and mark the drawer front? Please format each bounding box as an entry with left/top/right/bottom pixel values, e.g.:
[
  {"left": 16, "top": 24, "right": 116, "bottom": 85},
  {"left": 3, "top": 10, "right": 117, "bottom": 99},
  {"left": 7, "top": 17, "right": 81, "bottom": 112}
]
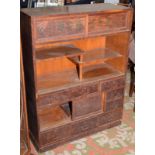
[
  {"left": 34, "top": 16, "right": 86, "bottom": 43},
  {"left": 38, "top": 82, "right": 98, "bottom": 107},
  {"left": 88, "top": 12, "right": 128, "bottom": 35},
  {"left": 71, "top": 116, "right": 97, "bottom": 135},
  {"left": 40, "top": 117, "right": 97, "bottom": 145},
  {"left": 101, "top": 77, "right": 125, "bottom": 91},
  {"left": 106, "top": 98, "right": 124, "bottom": 111},
  {"left": 72, "top": 93, "right": 102, "bottom": 120},
  {"left": 106, "top": 88, "right": 124, "bottom": 102},
  {"left": 40, "top": 124, "right": 72, "bottom": 145}
]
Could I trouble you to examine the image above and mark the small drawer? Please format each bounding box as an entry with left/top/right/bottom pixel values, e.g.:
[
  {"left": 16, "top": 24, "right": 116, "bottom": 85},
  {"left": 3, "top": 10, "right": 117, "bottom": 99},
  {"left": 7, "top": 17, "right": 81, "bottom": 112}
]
[
  {"left": 101, "top": 77, "right": 125, "bottom": 91},
  {"left": 37, "top": 82, "right": 98, "bottom": 107},
  {"left": 88, "top": 12, "right": 128, "bottom": 36},
  {"left": 106, "top": 88, "right": 124, "bottom": 102},
  {"left": 34, "top": 16, "right": 86, "bottom": 43},
  {"left": 72, "top": 93, "right": 102, "bottom": 120},
  {"left": 106, "top": 97, "right": 124, "bottom": 111}
]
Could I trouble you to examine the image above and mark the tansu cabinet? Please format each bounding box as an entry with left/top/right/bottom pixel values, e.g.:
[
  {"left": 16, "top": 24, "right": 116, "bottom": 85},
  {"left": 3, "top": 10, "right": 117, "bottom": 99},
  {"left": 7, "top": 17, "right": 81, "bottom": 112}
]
[{"left": 21, "top": 3, "right": 133, "bottom": 152}]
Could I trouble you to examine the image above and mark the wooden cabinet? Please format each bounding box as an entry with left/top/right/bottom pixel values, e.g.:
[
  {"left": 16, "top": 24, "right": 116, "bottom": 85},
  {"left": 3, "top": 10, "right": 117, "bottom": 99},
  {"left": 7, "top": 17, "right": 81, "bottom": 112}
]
[{"left": 21, "top": 3, "right": 133, "bottom": 152}]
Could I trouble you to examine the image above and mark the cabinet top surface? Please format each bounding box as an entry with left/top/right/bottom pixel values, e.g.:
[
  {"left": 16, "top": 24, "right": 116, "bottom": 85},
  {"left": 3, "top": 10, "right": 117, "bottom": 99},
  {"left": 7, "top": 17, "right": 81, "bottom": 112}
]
[{"left": 21, "top": 3, "right": 130, "bottom": 17}]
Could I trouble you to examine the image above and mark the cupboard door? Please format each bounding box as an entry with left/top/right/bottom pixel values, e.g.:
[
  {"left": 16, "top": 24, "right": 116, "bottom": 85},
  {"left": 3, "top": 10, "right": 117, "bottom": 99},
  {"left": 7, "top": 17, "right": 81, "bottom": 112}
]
[{"left": 72, "top": 93, "right": 102, "bottom": 120}]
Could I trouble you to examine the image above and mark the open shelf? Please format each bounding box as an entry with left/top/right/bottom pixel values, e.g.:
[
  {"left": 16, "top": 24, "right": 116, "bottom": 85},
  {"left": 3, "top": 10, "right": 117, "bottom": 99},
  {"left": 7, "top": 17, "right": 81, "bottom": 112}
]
[
  {"left": 37, "top": 69, "right": 79, "bottom": 94},
  {"left": 82, "top": 63, "right": 120, "bottom": 79},
  {"left": 37, "top": 63, "right": 122, "bottom": 95},
  {"left": 39, "top": 103, "right": 72, "bottom": 132},
  {"left": 70, "top": 48, "right": 122, "bottom": 64},
  {"left": 36, "top": 45, "right": 84, "bottom": 61}
]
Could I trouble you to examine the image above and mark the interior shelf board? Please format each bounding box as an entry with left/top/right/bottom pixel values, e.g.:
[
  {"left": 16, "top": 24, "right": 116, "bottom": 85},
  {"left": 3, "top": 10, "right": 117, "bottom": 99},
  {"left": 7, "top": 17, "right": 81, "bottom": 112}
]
[
  {"left": 82, "top": 63, "right": 121, "bottom": 79},
  {"left": 70, "top": 48, "right": 122, "bottom": 64},
  {"left": 36, "top": 45, "right": 84, "bottom": 61}
]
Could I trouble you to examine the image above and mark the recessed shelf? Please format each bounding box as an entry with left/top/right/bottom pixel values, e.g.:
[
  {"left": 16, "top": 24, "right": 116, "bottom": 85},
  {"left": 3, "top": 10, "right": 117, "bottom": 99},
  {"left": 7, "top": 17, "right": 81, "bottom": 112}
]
[
  {"left": 70, "top": 48, "right": 121, "bottom": 64},
  {"left": 37, "top": 69, "right": 79, "bottom": 94},
  {"left": 83, "top": 63, "right": 120, "bottom": 79},
  {"left": 36, "top": 45, "right": 84, "bottom": 61},
  {"left": 39, "top": 104, "right": 71, "bottom": 132}
]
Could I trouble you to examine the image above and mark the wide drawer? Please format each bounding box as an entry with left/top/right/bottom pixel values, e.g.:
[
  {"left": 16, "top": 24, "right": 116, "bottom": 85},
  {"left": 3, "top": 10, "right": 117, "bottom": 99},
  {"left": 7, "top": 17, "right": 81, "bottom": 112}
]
[
  {"left": 34, "top": 15, "right": 86, "bottom": 43},
  {"left": 39, "top": 108, "right": 122, "bottom": 146},
  {"left": 37, "top": 82, "right": 98, "bottom": 107},
  {"left": 88, "top": 12, "right": 129, "bottom": 36}
]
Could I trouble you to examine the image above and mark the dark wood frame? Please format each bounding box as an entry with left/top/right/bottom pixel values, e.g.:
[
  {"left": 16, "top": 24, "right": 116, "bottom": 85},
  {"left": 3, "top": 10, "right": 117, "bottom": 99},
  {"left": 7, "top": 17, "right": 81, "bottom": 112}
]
[{"left": 20, "top": 39, "right": 31, "bottom": 155}]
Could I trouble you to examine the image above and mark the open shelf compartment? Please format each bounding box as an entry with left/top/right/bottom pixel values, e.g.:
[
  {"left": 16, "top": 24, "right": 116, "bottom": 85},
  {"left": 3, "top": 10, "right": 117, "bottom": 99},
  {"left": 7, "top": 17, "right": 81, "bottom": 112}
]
[
  {"left": 70, "top": 48, "right": 122, "bottom": 64},
  {"left": 39, "top": 102, "right": 72, "bottom": 132},
  {"left": 37, "top": 63, "right": 122, "bottom": 95},
  {"left": 35, "top": 34, "right": 127, "bottom": 94},
  {"left": 36, "top": 44, "right": 84, "bottom": 80}
]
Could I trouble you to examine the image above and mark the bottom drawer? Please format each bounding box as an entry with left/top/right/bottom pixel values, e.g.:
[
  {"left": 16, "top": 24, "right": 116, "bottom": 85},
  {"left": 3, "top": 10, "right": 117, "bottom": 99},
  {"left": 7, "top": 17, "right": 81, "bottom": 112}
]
[{"left": 39, "top": 108, "right": 123, "bottom": 147}]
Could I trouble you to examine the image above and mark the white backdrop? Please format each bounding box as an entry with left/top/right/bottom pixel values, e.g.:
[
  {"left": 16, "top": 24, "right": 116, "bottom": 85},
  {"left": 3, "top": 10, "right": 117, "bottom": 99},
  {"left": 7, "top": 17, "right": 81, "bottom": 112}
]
[{"left": 104, "top": 0, "right": 119, "bottom": 4}]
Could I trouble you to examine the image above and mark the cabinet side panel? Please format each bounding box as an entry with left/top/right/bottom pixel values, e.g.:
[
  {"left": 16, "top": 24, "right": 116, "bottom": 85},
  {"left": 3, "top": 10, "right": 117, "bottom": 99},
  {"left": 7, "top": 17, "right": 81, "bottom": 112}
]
[{"left": 20, "top": 13, "right": 39, "bottom": 141}]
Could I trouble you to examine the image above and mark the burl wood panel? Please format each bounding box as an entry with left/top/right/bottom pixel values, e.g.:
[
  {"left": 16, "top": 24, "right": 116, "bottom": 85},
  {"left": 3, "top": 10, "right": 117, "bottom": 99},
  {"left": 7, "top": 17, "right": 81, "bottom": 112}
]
[
  {"left": 34, "top": 16, "right": 86, "bottom": 43},
  {"left": 72, "top": 93, "right": 102, "bottom": 120},
  {"left": 88, "top": 12, "right": 128, "bottom": 35}
]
